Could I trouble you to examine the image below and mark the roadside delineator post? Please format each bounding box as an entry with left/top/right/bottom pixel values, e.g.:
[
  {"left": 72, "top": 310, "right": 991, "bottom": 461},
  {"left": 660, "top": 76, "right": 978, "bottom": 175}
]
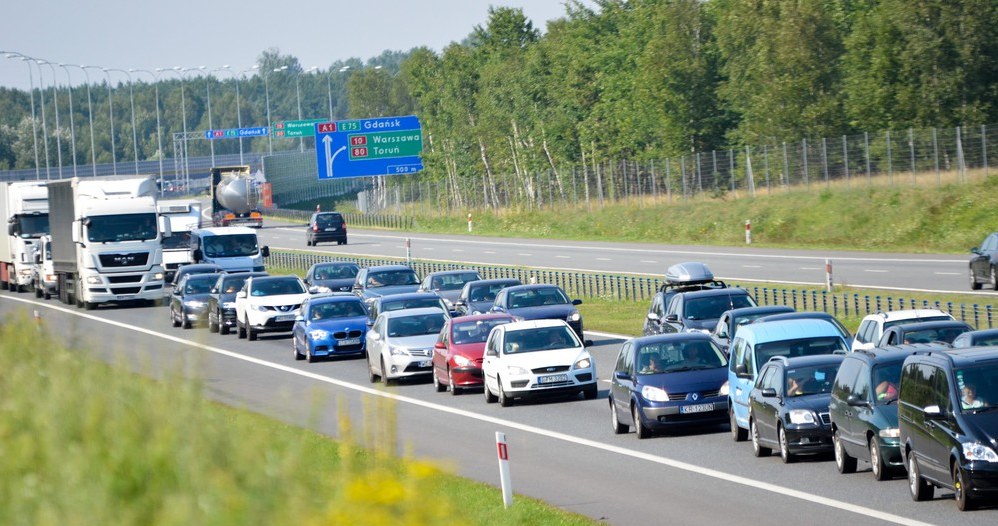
[
  {"left": 468, "top": 212, "right": 473, "bottom": 233},
  {"left": 826, "top": 259, "right": 833, "bottom": 291},
  {"left": 405, "top": 238, "right": 412, "bottom": 267},
  {"left": 745, "top": 220, "right": 752, "bottom": 244},
  {"left": 496, "top": 431, "right": 513, "bottom": 508}
]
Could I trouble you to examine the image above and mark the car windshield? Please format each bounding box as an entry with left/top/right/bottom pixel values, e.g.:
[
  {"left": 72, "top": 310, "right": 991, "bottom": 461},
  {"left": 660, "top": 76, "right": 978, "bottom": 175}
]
[
  {"left": 684, "top": 294, "right": 756, "bottom": 320},
  {"left": 367, "top": 270, "right": 419, "bottom": 288},
  {"left": 902, "top": 327, "right": 968, "bottom": 344},
  {"left": 203, "top": 234, "right": 258, "bottom": 258},
  {"left": 184, "top": 278, "right": 215, "bottom": 295},
  {"left": 507, "top": 288, "right": 570, "bottom": 308},
  {"left": 955, "top": 362, "right": 998, "bottom": 412},
  {"left": 468, "top": 282, "right": 517, "bottom": 302},
  {"left": 756, "top": 336, "right": 847, "bottom": 364},
  {"left": 87, "top": 213, "right": 157, "bottom": 242},
  {"left": 503, "top": 326, "right": 579, "bottom": 354},
  {"left": 162, "top": 232, "right": 192, "bottom": 250},
  {"left": 636, "top": 340, "right": 728, "bottom": 374},
  {"left": 310, "top": 301, "right": 367, "bottom": 320},
  {"left": 383, "top": 297, "right": 444, "bottom": 312},
  {"left": 251, "top": 279, "right": 305, "bottom": 296},
  {"left": 220, "top": 276, "right": 249, "bottom": 294},
  {"left": 785, "top": 363, "right": 841, "bottom": 397},
  {"left": 872, "top": 362, "right": 902, "bottom": 404},
  {"left": 432, "top": 272, "right": 480, "bottom": 291},
  {"left": 314, "top": 264, "right": 358, "bottom": 280},
  {"left": 451, "top": 318, "right": 513, "bottom": 345},
  {"left": 387, "top": 313, "right": 446, "bottom": 337}
]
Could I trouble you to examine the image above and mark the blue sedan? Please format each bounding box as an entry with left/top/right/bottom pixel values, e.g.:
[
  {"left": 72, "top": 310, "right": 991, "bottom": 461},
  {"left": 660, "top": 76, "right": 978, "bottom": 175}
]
[
  {"left": 608, "top": 333, "right": 730, "bottom": 439},
  {"left": 292, "top": 295, "right": 369, "bottom": 362}
]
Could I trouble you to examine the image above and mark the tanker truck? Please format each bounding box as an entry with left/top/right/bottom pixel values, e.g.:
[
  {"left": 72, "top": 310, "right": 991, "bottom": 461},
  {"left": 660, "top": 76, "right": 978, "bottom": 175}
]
[
  {"left": 210, "top": 165, "right": 263, "bottom": 228},
  {"left": 0, "top": 181, "right": 49, "bottom": 293},
  {"left": 48, "top": 176, "right": 170, "bottom": 309}
]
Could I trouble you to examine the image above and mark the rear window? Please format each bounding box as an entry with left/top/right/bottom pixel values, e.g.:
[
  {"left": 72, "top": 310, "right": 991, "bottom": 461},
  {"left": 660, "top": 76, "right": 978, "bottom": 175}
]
[
  {"left": 884, "top": 315, "right": 951, "bottom": 330},
  {"left": 314, "top": 214, "right": 344, "bottom": 228},
  {"left": 383, "top": 297, "right": 444, "bottom": 312},
  {"left": 685, "top": 293, "right": 756, "bottom": 320},
  {"left": 755, "top": 336, "right": 847, "bottom": 364}
]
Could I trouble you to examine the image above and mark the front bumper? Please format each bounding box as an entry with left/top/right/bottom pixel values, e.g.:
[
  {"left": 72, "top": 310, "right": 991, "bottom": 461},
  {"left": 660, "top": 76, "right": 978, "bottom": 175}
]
[
  {"left": 309, "top": 334, "right": 366, "bottom": 357},
  {"left": 783, "top": 424, "right": 834, "bottom": 455},
  {"left": 637, "top": 397, "right": 729, "bottom": 429},
  {"left": 963, "top": 460, "right": 998, "bottom": 497},
  {"left": 500, "top": 367, "right": 596, "bottom": 398},
  {"left": 384, "top": 352, "right": 434, "bottom": 379},
  {"left": 450, "top": 365, "right": 485, "bottom": 388}
]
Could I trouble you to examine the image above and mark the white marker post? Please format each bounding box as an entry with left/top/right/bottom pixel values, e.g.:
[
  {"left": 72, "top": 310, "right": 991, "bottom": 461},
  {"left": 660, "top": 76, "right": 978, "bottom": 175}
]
[
  {"left": 405, "top": 238, "right": 412, "bottom": 267},
  {"left": 467, "top": 212, "right": 473, "bottom": 233},
  {"left": 745, "top": 219, "right": 752, "bottom": 244},
  {"left": 496, "top": 431, "right": 513, "bottom": 508},
  {"left": 825, "top": 258, "right": 833, "bottom": 291}
]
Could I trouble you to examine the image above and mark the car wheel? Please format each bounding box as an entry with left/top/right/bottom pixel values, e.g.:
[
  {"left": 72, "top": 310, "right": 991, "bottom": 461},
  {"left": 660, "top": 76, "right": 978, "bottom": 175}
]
[
  {"left": 632, "top": 404, "right": 650, "bottom": 439},
  {"left": 583, "top": 384, "right": 598, "bottom": 400},
  {"left": 381, "top": 358, "right": 395, "bottom": 386},
  {"left": 609, "top": 398, "right": 628, "bottom": 435},
  {"left": 954, "top": 463, "right": 975, "bottom": 511},
  {"left": 970, "top": 267, "right": 982, "bottom": 290},
  {"left": 834, "top": 430, "right": 857, "bottom": 473},
  {"left": 219, "top": 319, "right": 230, "bottom": 335},
  {"left": 992, "top": 266, "right": 998, "bottom": 291},
  {"left": 34, "top": 285, "right": 43, "bottom": 298},
  {"left": 870, "top": 437, "right": 890, "bottom": 481},
  {"left": 182, "top": 315, "right": 192, "bottom": 329},
  {"left": 484, "top": 380, "right": 498, "bottom": 404},
  {"left": 908, "top": 452, "right": 934, "bottom": 501},
  {"left": 306, "top": 343, "right": 316, "bottom": 363},
  {"left": 208, "top": 314, "right": 219, "bottom": 333},
  {"left": 751, "top": 418, "right": 772, "bottom": 457},
  {"left": 237, "top": 318, "right": 246, "bottom": 339},
  {"left": 448, "top": 368, "right": 460, "bottom": 396},
  {"left": 730, "top": 405, "right": 747, "bottom": 442},
  {"left": 293, "top": 338, "right": 304, "bottom": 361},
  {"left": 433, "top": 367, "right": 446, "bottom": 393},
  {"left": 367, "top": 356, "right": 380, "bottom": 383},
  {"left": 498, "top": 377, "right": 512, "bottom": 407},
  {"left": 171, "top": 308, "right": 181, "bottom": 327},
  {"left": 247, "top": 322, "right": 257, "bottom": 341},
  {"left": 779, "top": 424, "right": 796, "bottom": 464}
]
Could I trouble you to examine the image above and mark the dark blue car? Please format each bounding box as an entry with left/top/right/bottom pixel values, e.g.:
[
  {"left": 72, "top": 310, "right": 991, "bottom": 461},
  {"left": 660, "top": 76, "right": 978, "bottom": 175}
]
[
  {"left": 291, "top": 294, "right": 370, "bottom": 362},
  {"left": 608, "top": 333, "right": 730, "bottom": 439},
  {"left": 490, "top": 284, "right": 584, "bottom": 340}
]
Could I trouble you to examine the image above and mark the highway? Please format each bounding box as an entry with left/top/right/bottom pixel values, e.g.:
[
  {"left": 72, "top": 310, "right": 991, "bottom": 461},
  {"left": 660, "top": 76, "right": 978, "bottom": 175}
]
[{"left": 3, "top": 284, "right": 995, "bottom": 525}]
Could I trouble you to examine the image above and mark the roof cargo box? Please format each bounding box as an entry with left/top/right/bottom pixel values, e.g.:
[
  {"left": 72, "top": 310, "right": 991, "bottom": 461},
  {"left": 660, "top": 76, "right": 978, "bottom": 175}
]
[{"left": 665, "top": 262, "right": 715, "bottom": 285}]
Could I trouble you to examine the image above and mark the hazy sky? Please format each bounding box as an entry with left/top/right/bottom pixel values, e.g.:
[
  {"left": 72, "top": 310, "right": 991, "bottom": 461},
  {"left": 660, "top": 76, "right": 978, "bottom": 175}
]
[{"left": 0, "top": 0, "right": 585, "bottom": 91}]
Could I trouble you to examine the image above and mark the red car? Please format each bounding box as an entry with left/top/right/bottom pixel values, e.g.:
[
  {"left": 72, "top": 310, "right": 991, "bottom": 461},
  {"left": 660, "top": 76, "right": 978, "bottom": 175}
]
[{"left": 432, "top": 313, "right": 516, "bottom": 394}]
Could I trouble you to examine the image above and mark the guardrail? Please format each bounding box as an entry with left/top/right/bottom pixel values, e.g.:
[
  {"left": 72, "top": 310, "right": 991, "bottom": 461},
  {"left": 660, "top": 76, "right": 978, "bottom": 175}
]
[
  {"left": 269, "top": 250, "right": 995, "bottom": 329},
  {"left": 268, "top": 208, "right": 414, "bottom": 230}
]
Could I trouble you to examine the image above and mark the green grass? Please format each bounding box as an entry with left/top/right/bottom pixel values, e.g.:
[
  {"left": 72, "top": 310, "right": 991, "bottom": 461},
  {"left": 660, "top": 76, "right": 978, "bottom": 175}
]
[{"left": 0, "top": 314, "right": 599, "bottom": 526}]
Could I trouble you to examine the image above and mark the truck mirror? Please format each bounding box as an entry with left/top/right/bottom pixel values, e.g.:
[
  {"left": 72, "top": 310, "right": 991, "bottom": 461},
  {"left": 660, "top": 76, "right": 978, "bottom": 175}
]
[
  {"left": 34, "top": 253, "right": 41, "bottom": 264},
  {"left": 192, "top": 249, "right": 203, "bottom": 262},
  {"left": 6, "top": 224, "right": 13, "bottom": 236},
  {"left": 158, "top": 215, "right": 172, "bottom": 237},
  {"left": 71, "top": 220, "right": 81, "bottom": 243},
  {"left": 261, "top": 246, "right": 270, "bottom": 257}
]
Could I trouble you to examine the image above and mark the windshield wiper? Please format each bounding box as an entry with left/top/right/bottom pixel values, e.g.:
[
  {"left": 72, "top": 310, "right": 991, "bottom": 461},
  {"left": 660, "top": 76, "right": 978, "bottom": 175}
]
[{"left": 968, "top": 405, "right": 998, "bottom": 414}]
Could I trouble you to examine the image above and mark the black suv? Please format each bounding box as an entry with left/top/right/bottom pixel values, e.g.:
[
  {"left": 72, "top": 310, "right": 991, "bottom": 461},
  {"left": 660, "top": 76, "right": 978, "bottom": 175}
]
[
  {"left": 877, "top": 320, "right": 973, "bottom": 347},
  {"left": 969, "top": 232, "right": 998, "bottom": 290},
  {"left": 899, "top": 347, "right": 998, "bottom": 510},
  {"left": 306, "top": 212, "right": 347, "bottom": 246},
  {"left": 644, "top": 262, "right": 755, "bottom": 335},
  {"left": 829, "top": 345, "right": 941, "bottom": 481}
]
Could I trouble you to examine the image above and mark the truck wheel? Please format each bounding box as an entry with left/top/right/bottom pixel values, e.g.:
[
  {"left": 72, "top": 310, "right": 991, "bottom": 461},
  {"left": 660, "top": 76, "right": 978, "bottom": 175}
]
[{"left": 84, "top": 301, "right": 97, "bottom": 311}]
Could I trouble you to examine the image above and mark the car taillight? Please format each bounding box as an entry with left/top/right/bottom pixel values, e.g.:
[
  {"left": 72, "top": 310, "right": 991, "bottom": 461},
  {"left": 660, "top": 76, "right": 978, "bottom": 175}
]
[
  {"left": 342, "top": 221, "right": 347, "bottom": 228},
  {"left": 312, "top": 224, "right": 319, "bottom": 232}
]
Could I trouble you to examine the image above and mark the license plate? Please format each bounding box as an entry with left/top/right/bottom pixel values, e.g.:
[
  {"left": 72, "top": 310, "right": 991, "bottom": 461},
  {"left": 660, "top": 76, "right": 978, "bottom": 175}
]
[
  {"left": 324, "top": 227, "right": 339, "bottom": 231},
  {"left": 680, "top": 403, "right": 714, "bottom": 414},
  {"left": 418, "top": 360, "right": 432, "bottom": 368},
  {"left": 117, "top": 295, "right": 134, "bottom": 300},
  {"left": 274, "top": 314, "right": 296, "bottom": 322},
  {"left": 539, "top": 374, "right": 568, "bottom": 384},
  {"left": 340, "top": 338, "right": 361, "bottom": 346}
]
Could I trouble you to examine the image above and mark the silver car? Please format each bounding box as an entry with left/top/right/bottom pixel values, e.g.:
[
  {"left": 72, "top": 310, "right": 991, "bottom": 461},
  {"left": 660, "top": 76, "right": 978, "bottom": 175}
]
[{"left": 366, "top": 306, "right": 448, "bottom": 385}]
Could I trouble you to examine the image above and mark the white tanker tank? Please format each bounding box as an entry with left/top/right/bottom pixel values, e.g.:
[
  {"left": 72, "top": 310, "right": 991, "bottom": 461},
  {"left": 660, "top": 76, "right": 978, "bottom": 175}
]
[{"left": 210, "top": 165, "right": 263, "bottom": 228}]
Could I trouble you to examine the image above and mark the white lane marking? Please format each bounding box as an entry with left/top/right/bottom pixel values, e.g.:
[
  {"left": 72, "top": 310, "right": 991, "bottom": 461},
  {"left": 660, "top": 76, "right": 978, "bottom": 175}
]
[
  {"left": 483, "top": 251, "right": 496, "bottom": 255},
  {"left": 269, "top": 229, "right": 964, "bottom": 264},
  {"left": 864, "top": 269, "right": 889, "bottom": 273},
  {"left": 934, "top": 272, "right": 961, "bottom": 276},
  {"left": 742, "top": 265, "right": 762, "bottom": 268},
  {"left": 452, "top": 249, "right": 465, "bottom": 252},
  {"left": 556, "top": 255, "right": 571, "bottom": 259},
  {"left": 518, "top": 253, "right": 532, "bottom": 256},
  {"left": 596, "top": 258, "right": 612, "bottom": 261},
  {"left": 640, "top": 260, "right": 657, "bottom": 264},
  {"left": 0, "top": 294, "right": 935, "bottom": 526}
]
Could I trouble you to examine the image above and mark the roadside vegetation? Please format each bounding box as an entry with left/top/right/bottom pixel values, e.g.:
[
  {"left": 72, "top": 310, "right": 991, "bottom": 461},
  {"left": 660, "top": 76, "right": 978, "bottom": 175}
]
[{"left": 0, "top": 314, "right": 597, "bottom": 526}]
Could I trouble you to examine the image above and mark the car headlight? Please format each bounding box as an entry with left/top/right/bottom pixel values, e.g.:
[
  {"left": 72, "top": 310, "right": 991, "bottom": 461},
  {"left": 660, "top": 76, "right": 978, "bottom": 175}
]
[
  {"left": 309, "top": 329, "right": 329, "bottom": 340},
  {"left": 568, "top": 312, "right": 581, "bottom": 322},
  {"left": 574, "top": 356, "right": 592, "bottom": 369},
  {"left": 506, "top": 365, "right": 528, "bottom": 375},
  {"left": 184, "top": 300, "right": 206, "bottom": 308},
  {"left": 879, "top": 427, "right": 900, "bottom": 439},
  {"left": 719, "top": 381, "right": 730, "bottom": 396},
  {"left": 253, "top": 304, "right": 269, "bottom": 312},
  {"left": 641, "top": 385, "right": 670, "bottom": 402},
  {"left": 389, "top": 345, "right": 410, "bottom": 356},
  {"left": 85, "top": 275, "right": 102, "bottom": 285},
  {"left": 788, "top": 409, "right": 816, "bottom": 425},
  {"left": 963, "top": 442, "right": 998, "bottom": 462},
  {"left": 153, "top": 272, "right": 164, "bottom": 280},
  {"left": 453, "top": 354, "right": 473, "bottom": 367},
  {"left": 222, "top": 302, "right": 236, "bottom": 309}
]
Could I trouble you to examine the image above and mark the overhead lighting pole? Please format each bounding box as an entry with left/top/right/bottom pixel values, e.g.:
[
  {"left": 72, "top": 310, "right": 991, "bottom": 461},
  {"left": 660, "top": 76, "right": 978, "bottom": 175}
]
[
  {"left": 84, "top": 65, "right": 116, "bottom": 175},
  {"left": 29, "top": 56, "right": 51, "bottom": 179},
  {"left": 3, "top": 52, "right": 40, "bottom": 179},
  {"left": 106, "top": 68, "right": 140, "bottom": 174},
  {"left": 131, "top": 69, "right": 164, "bottom": 190},
  {"left": 70, "top": 64, "right": 98, "bottom": 175},
  {"left": 296, "top": 65, "right": 318, "bottom": 152},
  {"left": 56, "top": 63, "right": 78, "bottom": 177},
  {"left": 264, "top": 65, "right": 287, "bottom": 154},
  {"left": 38, "top": 60, "right": 64, "bottom": 178}
]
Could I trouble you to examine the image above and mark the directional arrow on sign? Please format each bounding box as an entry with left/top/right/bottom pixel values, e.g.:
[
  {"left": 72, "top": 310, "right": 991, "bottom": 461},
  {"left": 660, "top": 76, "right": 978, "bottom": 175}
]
[{"left": 322, "top": 134, "right": 346, "bottom": 178}]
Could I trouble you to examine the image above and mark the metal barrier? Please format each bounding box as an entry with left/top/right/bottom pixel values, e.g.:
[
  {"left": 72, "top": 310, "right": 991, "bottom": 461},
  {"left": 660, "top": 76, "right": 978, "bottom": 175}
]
[{"left": 268, "top": 250, "right": 995, "bottom": 329}]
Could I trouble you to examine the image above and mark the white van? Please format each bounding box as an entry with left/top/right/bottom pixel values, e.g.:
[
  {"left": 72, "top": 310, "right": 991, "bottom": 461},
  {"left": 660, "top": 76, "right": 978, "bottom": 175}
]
[{"left": 189, "top": 226, "right": 269, "bottom": 273}]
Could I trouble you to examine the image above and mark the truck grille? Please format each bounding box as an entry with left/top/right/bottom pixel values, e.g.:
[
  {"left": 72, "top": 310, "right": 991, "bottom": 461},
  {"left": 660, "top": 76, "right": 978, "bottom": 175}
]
[
  {"left": 98, "top": 252, "right": 149, "bottom": 267},
  {"left": 107, "top": 275, "right": 143, "bottom": 284}
]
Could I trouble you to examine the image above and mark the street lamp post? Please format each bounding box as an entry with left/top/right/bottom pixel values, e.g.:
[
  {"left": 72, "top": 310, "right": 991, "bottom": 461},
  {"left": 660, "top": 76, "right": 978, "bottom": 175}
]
[
  {"left": 131, "top": 69, "right": 164, "bottom": 190},
  {"left": 4, "top": 53, "right": 40, "bottom": 179},
  {"left": 296, "top": 66, "right": 318, "bottom": 152},
  {"left": 39, "top": 60, "right": 63, "bottom": 178},
  {"left": 264, "top": 65, "right": 287, "bottom": 154},
  {"left": 156, "top": 67, "right": 188, "bottom": 189},
  {"left": 29, "top": 57, "right": 51, "bottom": 179},
  {"left": 57, "top": 64, "right": 78, "bottom": 177},
  {"left": 106, "top": 68, "right": 140, "bottom": 174},
  {"left": 85, "top": 65, "right": 116, "bottom": 175},
  {"left": 205, "top": 71, "right": 217, "bottom": 166},
  {"left": 327, "top": 65, "right": 350, "bottom": 121},
  {"left": 73, "top": 65, "right": 98, "bottom": 175},
  {"left": 234, "top": 66, "right": 258, "bottom": 164}
]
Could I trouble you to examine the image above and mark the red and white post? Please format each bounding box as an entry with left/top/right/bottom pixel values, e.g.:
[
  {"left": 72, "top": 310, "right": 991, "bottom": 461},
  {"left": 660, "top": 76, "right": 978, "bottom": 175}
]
[
  {"left": 825, "top": 258, "right": 833, "bottom": 291},
  {"left": 496, "top": 431, "right": 513, "bottom": 508},
  {"left": 405, "top": 238, "right": 412, "bottom": 266},
  {"left": 467, "top": 212, "right": 473, "bottom": 232},
  {"left": 745, "top": 220, "right": 752, "bottom": 244}
]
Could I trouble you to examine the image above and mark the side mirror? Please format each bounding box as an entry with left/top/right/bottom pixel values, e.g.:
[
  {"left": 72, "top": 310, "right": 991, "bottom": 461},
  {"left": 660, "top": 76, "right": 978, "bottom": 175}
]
[
  {"left": 646, "top": 312, "right": 661, "bottom": 322},
  {"left": 368, "top": 332, "right": 381, "bottom": 341},
  {"left": 485, "top": 348, "right": 498, "bottom": 357},
  {"left": 614, "top": 371, "right": 630, "bottom": 380},
  {"left": 572, "top": 299, "right": 582, "bottom": 306},
  {"left": 735, "top": 364, "right": 750, "bottom": 379},
  {"left": 434, "top": 341, "right": 446, "bottom": 349},
  {"left": 971, "top": 247, "right": 981, "bottom": 255},
  {"left": 761, "top": 387, "right": 778, "bottom": 398},
  {"left": 665, "top": 314, "right": 679, "bottom": 323},
  {"left": 192, "top": 249, "right": 203, "bottom": 262},
  {"left": 923, "top": 405, "right": 946, "bottom": 419},
  {"left": 584, "top": 339, "right": 595, "bottom": 347},
  {"left": 210, "top": 287, "right": 218, "bottom": 294},
  {"left": 261, "top": 246, "right": 270, "bottom": 257},
  {"left": 846, "top": 394, "right": 870, "bottom": 408},
  {"left": 158, "top": 215, "right": 172, "bottom": 237},
  {"left": 236, "top": 291, "right": 246, "bottom": 299},
  {"left": 33, "top": 253, "right": 41, "bottom": 264},
  {"left": 454, "top": 300, "right": 466, "bottom": 307}
]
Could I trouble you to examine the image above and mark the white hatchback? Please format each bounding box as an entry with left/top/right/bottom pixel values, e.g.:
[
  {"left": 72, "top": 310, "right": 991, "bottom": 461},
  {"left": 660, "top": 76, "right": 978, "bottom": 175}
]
[{"left": 482, "top": 319, "right": 597, "bottom": 407}]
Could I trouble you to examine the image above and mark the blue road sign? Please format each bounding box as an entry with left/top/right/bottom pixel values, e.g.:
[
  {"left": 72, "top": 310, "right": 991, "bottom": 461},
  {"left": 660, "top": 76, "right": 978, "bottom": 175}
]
[
  {"left": 204, "top": 126, "right": 269, "bottom": 140},
  {"left": 314, "top": 115, "right": 423, "bottom": 180}
]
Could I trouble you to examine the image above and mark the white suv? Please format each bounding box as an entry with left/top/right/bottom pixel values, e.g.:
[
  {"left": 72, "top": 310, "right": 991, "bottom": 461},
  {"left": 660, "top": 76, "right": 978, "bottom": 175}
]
[
  {"left": 235, "top": 275, "right": 310, "bottom": 341},
  {"left": 851, "top": 309, "right": 955, "bottom": 351}
]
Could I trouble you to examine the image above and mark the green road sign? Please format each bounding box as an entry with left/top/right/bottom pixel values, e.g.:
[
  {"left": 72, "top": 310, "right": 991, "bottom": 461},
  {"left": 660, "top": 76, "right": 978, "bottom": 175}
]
[{"left": 273, "top": 119, "right": 327, "bottom": 138}]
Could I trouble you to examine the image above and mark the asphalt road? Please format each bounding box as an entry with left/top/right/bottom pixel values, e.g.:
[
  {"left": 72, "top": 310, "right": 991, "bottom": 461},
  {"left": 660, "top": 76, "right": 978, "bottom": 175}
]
[
  {"left": 4, "top": 288, "right": 996, "bottom": 525},
  {"left": 258, "top": 223, "right": 986, "bottom": 295}
]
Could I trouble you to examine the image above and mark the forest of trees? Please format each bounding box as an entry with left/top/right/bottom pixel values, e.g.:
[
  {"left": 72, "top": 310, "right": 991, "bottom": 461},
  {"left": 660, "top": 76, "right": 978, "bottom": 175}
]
[{"left": 1, "top": 0, "right": 995, "bottom": 196}]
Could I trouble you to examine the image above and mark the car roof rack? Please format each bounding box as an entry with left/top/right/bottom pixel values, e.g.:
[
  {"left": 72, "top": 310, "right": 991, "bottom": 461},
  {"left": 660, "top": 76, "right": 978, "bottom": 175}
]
[{"left": 659, "top": 262, "right": 727, "bottom": 293}]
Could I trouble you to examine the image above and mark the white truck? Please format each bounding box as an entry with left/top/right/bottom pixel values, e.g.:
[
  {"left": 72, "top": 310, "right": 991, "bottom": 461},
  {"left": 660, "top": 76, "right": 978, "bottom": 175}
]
[
  {"left": 0, "top": 181, "right": 50, "bottom": 293},
  {"left": 48, "top": 176, "right": 170, "bottom": 309},
  {"left": 189, "top": 226, "right": 269, "bottom": 273},
  {"left": 158, "top": 199, "right": 203, "bottom": 282},
  {"left": 30, "top": 234, "right": 56, "bottom": 299}
]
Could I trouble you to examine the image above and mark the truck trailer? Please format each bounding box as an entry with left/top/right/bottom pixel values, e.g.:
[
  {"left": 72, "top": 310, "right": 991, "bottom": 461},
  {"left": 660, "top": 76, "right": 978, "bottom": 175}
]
[
  {"left": 0, "top": 181, "right": 49, "bottom": 292},
  {"left": 48, "top": 176, "right": 170, "bottom": 309},
  {"left": 210, "top": 165, "right": 263, "bottom": 228}
]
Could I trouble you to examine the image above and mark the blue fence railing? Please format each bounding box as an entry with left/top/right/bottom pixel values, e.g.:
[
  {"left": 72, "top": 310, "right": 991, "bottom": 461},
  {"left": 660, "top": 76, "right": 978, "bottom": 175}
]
[{"left": 268, "top": 250, "right": 996, "bottom": 329}]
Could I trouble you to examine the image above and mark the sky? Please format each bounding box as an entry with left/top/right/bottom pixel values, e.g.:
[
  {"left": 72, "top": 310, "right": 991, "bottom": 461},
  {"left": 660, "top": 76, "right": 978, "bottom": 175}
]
[{"left": 0, "top": 0, "right": 587, "bottom": 91}]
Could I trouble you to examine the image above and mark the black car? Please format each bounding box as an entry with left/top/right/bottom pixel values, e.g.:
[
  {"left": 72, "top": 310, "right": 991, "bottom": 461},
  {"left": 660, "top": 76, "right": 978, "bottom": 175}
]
[
  {"left": 969, "top": 232, "right": 998, "bottom": 290},
  {"left": 952, "top": 328, "right": 998, "bottom": 348},
  {"left": 829, "top": 346, "right": 939, "bottom": 481},
  {"left": 712, "top": 305, "right": 795, "bottom": 352},
  {"left": 303, "top": 261, "right": 360, "bottom": 293},
  {"left": 490, "top": 284, "right": 584, "bottom": 339},
  {"left": 169, "top": 273, "right": 222, "bottom": 329},
  {"left": 453, "top": 278, "right": 521, "bottom": 316},
  {"left": 658, "top": 287, "right": 757, "bottom": 335},
  {"left": 171, "top": 263, "right": 225, "bottom": 288},
  {"left": 643, "top": 262, "right": 729, "bottom": 336},
  {"left": 352, "top": 265, "right": 421, "bottom": 305},
  {"left": 753, "top": 311, "right": 852, "bottom": 341},
  {"left": 306, "top": 211, "right": 347, "bottom": 246},
  {"left": 748, "top": 354, "right": 845, "bottom": 463},
  {"left": 206, "top": 271, "right": 268, "bottom": 334},
  {"left": 366, "top": 292, "right": 449, "bottom": 324},
  {"left": 876, "top": 319, "right": 973, "bottom": 347},
  {"left": 900, "top": 347, "right": 998, "bottom": 510}
]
